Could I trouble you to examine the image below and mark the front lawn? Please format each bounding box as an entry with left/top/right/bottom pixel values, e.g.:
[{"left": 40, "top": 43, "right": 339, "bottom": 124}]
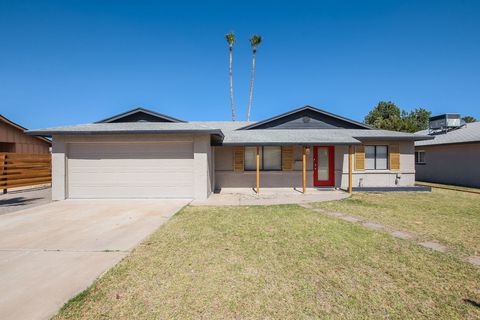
[
  {"left": 313, "top": 188, "right": 480, "bottom": 257},
  {"left": 56, "top": 204, "right": 479, "bottom": 319}
]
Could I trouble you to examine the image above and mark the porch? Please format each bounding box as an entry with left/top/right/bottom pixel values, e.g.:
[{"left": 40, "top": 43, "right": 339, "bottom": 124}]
[
  {"left": 213, "top": 145, "right": 355, "bottom": 193},
  {"left": 191, "top": 187, "right": 350, "bottom": 206}
]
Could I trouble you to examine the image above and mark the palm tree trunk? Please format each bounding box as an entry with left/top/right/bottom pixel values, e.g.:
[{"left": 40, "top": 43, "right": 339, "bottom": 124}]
[
  {"left": 247, "top": 47, "right": 257, "bottom": 122},
  {"left": 229, "top": 45, "right": 235, "bottom": 121}
]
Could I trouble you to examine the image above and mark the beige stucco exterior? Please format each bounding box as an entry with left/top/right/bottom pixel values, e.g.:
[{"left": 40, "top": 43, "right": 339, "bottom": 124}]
[
  {"left": 214, "top": 141, "right": 415, "bottom": 191},
  {"left": 347, "top": 140, "right": 415, "bottom": 189},
  {"left": 51, "top": 133, "right": 416, "bottom": 200},
  {"left": 415, "top": 142, "right": 480, "bottom": 188}
]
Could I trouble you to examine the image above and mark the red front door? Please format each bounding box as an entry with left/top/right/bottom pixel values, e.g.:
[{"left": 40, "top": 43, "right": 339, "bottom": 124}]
[{"left": 313, "top": 146, "right": 335, "bottom": 187}]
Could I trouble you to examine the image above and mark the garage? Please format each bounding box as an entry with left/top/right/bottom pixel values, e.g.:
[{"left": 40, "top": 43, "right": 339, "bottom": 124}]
[{"left": 67, "top": 141, "right": 194, "bottom": 199}]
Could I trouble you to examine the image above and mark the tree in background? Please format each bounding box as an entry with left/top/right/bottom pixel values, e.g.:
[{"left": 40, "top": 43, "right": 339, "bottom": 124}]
[
  {"left": 401, "top": 108, "right": 431, "bottom": 132},
  {"left": 364, "top": 101, "right": 431, "bottom": 133},
  {"left": 247, "top": 35, "right": 262, "bottom": 122},
  {"left": 364, "top": 101, "right": 403, "bottom": 131},
  {"left": 462, "top": 116, "right": 477, "bottom": 123},
  {"left": 225, "top": 32, "right": 236, "bottom": 121}
]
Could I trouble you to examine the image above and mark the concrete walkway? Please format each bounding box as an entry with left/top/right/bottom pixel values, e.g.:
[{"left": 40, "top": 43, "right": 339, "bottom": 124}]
[
  {"left": 191, "top": 188, "right": 350, "bottom": 206},
  {"left": 0, "top": 199, "right": 188, "bottom": 320}
]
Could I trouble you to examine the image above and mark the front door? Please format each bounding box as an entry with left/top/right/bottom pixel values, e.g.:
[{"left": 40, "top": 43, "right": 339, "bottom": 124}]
[{"left": 313, "top": 146, "right": 335, "bottom": 187}]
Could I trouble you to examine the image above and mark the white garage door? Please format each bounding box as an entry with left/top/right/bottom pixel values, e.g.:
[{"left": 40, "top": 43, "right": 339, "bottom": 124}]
[{"left": 67, "top": 141, "right": 194, "bottom": 199}]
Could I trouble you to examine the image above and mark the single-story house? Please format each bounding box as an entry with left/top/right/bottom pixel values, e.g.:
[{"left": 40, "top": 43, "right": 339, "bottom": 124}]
[
  {"left": 415, "top": 119, "right": 480, "bottom": 188},
  {"left": 0, "top": 114, "right": 51, "bottom": 153},
  {"left": 28, "top": 105, "right": 432, "bottom": 200}
]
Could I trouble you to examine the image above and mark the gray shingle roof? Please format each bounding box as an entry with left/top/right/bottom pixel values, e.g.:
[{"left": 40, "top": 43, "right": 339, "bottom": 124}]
[
  {"left": 220, "top": 129, "right": 361, "bottom": 145},
  {"left": 27, "top": 122, "right": 224, "bottom": 137},
  {"left": 28, "top": 121, "right": 432, "bottom": 145},
  {"left": 415, "top": 122, "right": 480, "bottom": 146},
  {"left": 220, "top": 128, "right": 430, "bottom": 145},
  {"left": 28, "top": 121, "right": 431, "bottom": 145}
]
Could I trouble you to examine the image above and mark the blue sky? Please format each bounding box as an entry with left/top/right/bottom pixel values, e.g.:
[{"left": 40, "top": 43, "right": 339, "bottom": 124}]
[{"left": 1, "top": 0, "right": 479, "bottom": 129}]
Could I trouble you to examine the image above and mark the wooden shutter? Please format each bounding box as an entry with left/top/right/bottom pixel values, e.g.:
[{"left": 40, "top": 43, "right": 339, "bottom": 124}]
[
  {"left": 389, "top": 144, "right": 400, "bottom": 171},
  {"left": 281, "top": 146, "right": 294, "bottom": 171},
  {"left": 354, "top": 145, "right": 365, "bottom": 171},
  {"left": 233, "top": 146, "right": 245, "bottom": 172}
]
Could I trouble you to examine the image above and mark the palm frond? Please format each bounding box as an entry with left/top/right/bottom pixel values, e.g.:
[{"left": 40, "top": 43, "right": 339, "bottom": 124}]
[
  {"left": 249, "top": 35, "right": 262, "bottom": 47},
  {"left": 225, "top": 32, "right": 236, "bottom": 45}
]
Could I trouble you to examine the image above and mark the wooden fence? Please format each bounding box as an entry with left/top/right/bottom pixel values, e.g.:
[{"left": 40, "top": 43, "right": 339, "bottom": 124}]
[{"left": 0, "top": 153, "right": 52, "bottom": 193}]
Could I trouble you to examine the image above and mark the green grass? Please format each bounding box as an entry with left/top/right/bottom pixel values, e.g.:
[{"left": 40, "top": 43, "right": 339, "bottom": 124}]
[
  {"left": 55, "top": 204, "right": 480, "bottom": 319},
  {"left": 313, "top": 188, "right": 480, "bottom": 257}
]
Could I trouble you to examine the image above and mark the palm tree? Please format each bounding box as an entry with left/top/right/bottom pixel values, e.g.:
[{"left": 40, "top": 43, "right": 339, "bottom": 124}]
[
  {"left": 225, "top": 32, "right": 236, "bottom": 121},
  {"left": 247, "top": 35, "right": 262, "bottom": 122}
]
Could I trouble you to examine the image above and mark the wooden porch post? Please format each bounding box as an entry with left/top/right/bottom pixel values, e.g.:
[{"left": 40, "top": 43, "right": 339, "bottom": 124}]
[
  {"left": 256, "top": 146, "right": 260, "bottom": 193},
  {"left": 302, "top": 147, "right": 307, "bottom": 194},
  {"left": 348, "top": 145, "right": 353, "bottom": 193}
]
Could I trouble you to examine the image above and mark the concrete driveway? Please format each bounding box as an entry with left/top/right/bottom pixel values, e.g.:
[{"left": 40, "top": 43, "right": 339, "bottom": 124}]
[
  {"left": 0, "top": 199, "right": 189, "bottom": 320},
  {"left": 0, "top": 186, "right": 51, "bottom": 215}
]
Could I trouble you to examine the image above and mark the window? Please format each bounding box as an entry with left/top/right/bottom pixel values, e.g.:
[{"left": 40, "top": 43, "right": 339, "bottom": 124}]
[
  {"left": 365, "top": 145, "right": 388, "bottom": 170},
  {"left": 415, "top": 151, "right": 426, "bottom": 164},
  {"left": 0, "top": 142, "right": 15, "bottom": 153},
  {"left": 245, "top": 146, "right": 281, "bottom": 171}
]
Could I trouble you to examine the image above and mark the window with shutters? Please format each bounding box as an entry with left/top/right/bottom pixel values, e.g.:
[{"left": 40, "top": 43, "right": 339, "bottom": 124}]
[
  {"left": 281, "top": 146, "right": 294, "bottom": 171},
  {"left": 233, "top": 146, "right": 245, "bottom": 172},
  {"left": 365, "top": 145, "right": 388, "bottom": 170},
  {"left": 244, "top": 146, "right": 282, "bottom": 171}
]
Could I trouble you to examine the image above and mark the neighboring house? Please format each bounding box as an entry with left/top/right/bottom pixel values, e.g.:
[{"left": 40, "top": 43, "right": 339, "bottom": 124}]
[
  {"left": 0, "top": 115, "right": 51, "bottom": 153},
  {"left": 415, "top": 118, "right": 480, "bottom": 188},
  {"left": 28, "top": 106, "right": 431, "bottom": 200}
]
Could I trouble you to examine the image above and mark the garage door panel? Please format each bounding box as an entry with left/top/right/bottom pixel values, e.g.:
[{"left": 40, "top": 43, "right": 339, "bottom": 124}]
[
  {"left": 68, "top": 159, "right": 193, "bottom": 172},
  {"left": 69, "top": 142, "right": 193, "bottom": 160},
  {"left": 67, "top": 142, "right": 193, "bottom": 199},
  {"left": 69, "top": 186, "right": 193, "bottom": 199}
]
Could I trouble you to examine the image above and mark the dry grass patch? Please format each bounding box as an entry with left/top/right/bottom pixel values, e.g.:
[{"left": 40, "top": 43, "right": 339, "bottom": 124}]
[
  {"left": 313, "top": 189, "right": 480, "bottom": 257},
  {"left": 55, "top": 205, "right": 480, "bottom": 319}
]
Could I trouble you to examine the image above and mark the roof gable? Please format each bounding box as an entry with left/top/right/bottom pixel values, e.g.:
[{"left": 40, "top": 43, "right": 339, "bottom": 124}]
[
  {"left": 238, "top": 105, "right": 371, "bottom": 130},
  {"left": 0, "top": 115, "right": 51, "bottom": 145},
  {"left": 96, "top": 107, "right": 185, "bottom": 123}
]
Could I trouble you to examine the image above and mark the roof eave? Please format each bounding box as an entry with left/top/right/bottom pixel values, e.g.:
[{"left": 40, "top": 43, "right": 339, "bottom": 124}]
[
  {"left": 415, "top": 140, "right": 480, "bottom": 147},
  {"left": 26, "top": 129, "right": 224, "bottom": 139},
  {"left": 354, "top": 135, "right": 434, "bottom": 141},
  {"left": 220, "top": 141, "right": 362, "bottom": 146}
]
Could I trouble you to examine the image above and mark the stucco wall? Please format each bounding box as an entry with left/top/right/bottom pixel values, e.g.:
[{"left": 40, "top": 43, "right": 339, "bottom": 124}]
[
  {"left": 215, "top": 145, "right": 314, "bottom": 189},
  {"left": 343, "top": 140, "right": 416, "bottom": 189},
  {"left": 415, "top": 142, "right": 480, "bottom": 188},
  {"left": 215, "top": 141, "right": 416, "bottom": 190},
  {"left": 193, "top": 134, "right": 212, "bottom": 200}
]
